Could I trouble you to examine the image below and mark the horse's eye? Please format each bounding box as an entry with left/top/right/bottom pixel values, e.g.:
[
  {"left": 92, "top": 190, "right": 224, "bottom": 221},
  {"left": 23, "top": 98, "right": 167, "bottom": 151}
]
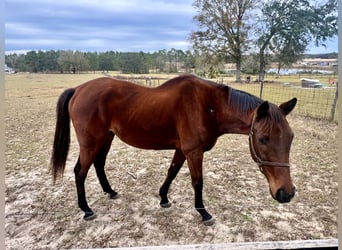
[{"left": 259, "top": 137, "right": 269, "bottom": 144}]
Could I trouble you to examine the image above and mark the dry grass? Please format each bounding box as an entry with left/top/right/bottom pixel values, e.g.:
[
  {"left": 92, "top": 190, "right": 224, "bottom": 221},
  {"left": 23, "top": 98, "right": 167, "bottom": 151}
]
[{"left": 5, "top": 73, "right": 337, "bottom": 249}]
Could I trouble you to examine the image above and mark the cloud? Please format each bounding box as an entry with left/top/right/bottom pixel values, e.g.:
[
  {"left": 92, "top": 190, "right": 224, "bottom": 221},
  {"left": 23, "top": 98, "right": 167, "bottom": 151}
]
[
  {"left": 5, "top": 0, "right": 337, "bottom": 54},
  {"left": 5, "top": 0, "right": 196, "bottom": 52}
]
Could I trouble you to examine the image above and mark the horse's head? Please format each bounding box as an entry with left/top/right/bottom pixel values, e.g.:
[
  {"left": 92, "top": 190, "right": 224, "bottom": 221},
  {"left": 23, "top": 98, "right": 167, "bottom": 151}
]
[{"left": 249, "top": 98, "right": 297, "bottom": 203}]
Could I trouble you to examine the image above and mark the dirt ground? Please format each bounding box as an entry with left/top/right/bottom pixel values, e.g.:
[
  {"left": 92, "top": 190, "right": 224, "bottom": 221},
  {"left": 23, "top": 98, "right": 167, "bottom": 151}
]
[{"left": 5, "top": 74, "right": 337, "bottom": 249}]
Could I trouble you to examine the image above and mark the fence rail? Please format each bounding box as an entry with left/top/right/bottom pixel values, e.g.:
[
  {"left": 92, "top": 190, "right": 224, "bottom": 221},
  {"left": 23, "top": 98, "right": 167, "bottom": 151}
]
[{"left": 115, "top": 239, "right": 338, "bottom": 250}]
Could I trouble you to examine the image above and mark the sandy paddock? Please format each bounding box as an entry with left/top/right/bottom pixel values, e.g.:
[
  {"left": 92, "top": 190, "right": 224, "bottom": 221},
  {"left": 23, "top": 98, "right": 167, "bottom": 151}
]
[{"left": 5, "top": 74, "right": 337, "bottom": 249}]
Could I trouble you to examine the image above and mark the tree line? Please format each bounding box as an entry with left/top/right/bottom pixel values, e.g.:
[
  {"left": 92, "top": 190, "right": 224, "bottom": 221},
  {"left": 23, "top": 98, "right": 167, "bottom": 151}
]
[
  {"left": 5, "top": 48, "right": 337, "bottom": 77},
  {"left": 5, "top": 49, "right": 196, "bottom": 75}
]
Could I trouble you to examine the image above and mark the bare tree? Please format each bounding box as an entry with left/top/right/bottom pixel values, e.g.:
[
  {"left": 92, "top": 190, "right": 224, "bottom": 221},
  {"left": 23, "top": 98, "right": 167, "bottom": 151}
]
[
  {"left": 57, "top": 50, "right": 90, "bottom": 73},
  {"left": 190, "top": 0, "right": 256, "bottom": 82}
]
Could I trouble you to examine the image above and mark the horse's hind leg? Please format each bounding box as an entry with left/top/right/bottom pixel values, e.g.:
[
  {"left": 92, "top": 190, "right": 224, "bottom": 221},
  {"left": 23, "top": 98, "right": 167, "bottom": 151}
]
[
  {"left": 74, "top": 151, "right": 97, "bottom": 220},
  {"left": 159, "top": 149, "right": 186, "bottom": 207},
  {"left": 93, "top": 131, "right": 118, "bottom": 199}
]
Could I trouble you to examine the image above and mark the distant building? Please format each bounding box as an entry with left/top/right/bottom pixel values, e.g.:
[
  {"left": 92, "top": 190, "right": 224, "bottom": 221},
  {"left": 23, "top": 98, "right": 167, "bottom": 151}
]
[
  {"left": 5, "top": 64, "right": 15, "bottom": 73},
  {"left": 299, "top": 58, "right": 338, "bottom": 67}
]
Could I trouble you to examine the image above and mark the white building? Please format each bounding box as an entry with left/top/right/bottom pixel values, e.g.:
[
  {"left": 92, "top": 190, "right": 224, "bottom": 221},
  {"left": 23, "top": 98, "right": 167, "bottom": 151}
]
[{"left": 5, "top": 64, "right": 15, "bottom": 73}]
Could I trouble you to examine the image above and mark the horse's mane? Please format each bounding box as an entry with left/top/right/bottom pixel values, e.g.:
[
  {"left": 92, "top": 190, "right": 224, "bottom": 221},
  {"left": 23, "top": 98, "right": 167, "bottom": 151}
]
[
  {"left": 228, "top": 88, "right": 263, "bottom": 113},
  {"left": 228, "top": 87, "right": 284, "bottom": 123}
]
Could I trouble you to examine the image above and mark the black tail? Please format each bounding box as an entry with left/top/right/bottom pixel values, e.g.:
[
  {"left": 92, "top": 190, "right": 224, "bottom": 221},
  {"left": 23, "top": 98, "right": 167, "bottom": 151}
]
[{"left": 50, "top": 88, "right": 75, "bottom": 183}]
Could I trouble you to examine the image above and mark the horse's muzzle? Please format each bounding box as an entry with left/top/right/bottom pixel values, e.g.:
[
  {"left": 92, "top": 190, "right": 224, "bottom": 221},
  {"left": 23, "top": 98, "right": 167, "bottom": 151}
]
[{"left": 275, "top": 187, "right": 296, "bottom": 203}]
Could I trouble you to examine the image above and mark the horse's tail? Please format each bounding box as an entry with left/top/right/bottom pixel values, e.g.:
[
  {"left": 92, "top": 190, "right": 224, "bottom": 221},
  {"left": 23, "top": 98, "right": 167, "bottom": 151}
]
[{"left": 50, "top": 88, "right": 75, "bottom": 184}]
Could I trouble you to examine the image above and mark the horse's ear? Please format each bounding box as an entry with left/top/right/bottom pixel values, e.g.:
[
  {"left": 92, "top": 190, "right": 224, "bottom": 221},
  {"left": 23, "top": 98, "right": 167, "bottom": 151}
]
[
  {"left": 256, "top": 101, "right": 269, "bottom": 121},
  {"left": 279, "top": 98, "right": 297, "bottom": 116}
]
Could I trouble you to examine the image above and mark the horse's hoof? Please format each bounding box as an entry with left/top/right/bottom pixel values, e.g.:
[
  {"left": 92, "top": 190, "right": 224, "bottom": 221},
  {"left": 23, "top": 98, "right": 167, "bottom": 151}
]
[
  {"left": 83, "top": 212, "right": 96, "bottom": 221},
  {"left": 160, "top": 202, "right": 171, "bottom": 208},
  {"left": 108, "top": 192, "right": 119, "bottom": 199},
  {"left": 203, "top": 217, "right": 215, "bottom": 226}
]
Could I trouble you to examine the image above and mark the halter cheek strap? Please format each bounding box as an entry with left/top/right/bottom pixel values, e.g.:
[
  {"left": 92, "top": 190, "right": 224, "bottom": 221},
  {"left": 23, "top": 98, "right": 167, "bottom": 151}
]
[{"left": 248, "top": 114, "right": 291, "bottom": 171}]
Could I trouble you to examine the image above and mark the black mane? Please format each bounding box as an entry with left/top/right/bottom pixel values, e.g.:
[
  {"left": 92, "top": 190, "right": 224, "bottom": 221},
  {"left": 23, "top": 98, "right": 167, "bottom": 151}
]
[
  {"left": 228, "top": 87, "right": 284, "bottom": 123},
  {"left": 228, "top": 87, "right": 263, "bottom": 113}
]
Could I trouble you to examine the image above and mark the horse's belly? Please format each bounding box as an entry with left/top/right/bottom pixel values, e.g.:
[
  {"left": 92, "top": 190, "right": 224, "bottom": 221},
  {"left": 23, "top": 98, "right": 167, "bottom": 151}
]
[{"left": 111, "top": 125, "right": 178, "bottom": 150}]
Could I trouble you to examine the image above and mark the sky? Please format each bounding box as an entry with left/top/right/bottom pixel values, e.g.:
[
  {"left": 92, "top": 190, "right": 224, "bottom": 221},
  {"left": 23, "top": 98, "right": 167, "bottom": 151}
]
[{"left": 5, "top": 0, "right": 338, "bottom": 54}]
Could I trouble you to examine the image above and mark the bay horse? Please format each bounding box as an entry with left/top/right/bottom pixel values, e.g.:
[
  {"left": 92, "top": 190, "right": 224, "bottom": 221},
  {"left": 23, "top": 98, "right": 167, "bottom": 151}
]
[{"left": 50, "top": 74, "right": 297, "bottom": 225}]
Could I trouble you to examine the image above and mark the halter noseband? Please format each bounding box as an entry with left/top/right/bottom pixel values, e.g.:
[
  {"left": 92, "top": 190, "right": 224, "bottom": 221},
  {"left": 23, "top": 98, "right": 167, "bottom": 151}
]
[{"left": 248, "top": 114, "right": 290, "bottom": 172}]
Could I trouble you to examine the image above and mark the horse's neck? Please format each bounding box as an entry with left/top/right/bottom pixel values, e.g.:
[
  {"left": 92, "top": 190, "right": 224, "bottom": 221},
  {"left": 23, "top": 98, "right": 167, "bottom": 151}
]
[
  {"left": 217, "top": 106, "right": 253, "bottom": 135},
  {"left": 215, "top": 86, "right": 262, "bottom": 135}
]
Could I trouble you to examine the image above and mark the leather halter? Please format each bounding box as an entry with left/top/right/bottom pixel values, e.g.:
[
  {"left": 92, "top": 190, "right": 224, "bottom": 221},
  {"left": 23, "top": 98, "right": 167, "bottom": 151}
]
[{"left": 248, "top": 113, "right": 291, "bottom": 172}]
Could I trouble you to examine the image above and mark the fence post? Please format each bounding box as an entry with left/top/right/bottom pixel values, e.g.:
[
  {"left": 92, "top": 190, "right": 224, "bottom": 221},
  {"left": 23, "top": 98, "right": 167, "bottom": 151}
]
[
  {"left": 330, "top": 82, "right": 338, "bottom": 121},
  {"left": 259, "top": 81, "right": 264, "bottom": 99}
]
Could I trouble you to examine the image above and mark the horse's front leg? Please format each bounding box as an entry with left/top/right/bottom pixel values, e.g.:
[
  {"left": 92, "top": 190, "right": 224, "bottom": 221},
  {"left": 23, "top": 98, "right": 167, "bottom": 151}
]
[
  {"left": 186, "top": 149, "right": 215, "bottom": 226},
  {"left": 159, "top": 149, "right": 186, "bottom": 207}
]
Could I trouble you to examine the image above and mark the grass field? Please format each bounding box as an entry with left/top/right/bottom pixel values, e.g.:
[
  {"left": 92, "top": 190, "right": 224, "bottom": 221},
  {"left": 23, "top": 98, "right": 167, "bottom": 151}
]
[{"left": 5, "top": 73, "right": 337, "bottom": 248}]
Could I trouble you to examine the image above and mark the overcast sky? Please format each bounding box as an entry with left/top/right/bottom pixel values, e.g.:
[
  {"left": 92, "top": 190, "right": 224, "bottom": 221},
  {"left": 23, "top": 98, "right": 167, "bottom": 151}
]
[{"left": 5, "top": 0, "right": 338, "bottom": 54}]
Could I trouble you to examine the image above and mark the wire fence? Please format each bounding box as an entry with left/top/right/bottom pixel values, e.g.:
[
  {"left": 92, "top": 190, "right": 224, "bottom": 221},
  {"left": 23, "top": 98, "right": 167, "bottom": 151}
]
[{"left": 229, "top": 81, "right": 338, "bottom": 122}]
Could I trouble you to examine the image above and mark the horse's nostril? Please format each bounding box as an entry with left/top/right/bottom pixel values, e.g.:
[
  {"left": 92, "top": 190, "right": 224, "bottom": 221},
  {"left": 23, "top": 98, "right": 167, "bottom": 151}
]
[{"left": 276, "top": 188, "right": 295, "bottom": 203}]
